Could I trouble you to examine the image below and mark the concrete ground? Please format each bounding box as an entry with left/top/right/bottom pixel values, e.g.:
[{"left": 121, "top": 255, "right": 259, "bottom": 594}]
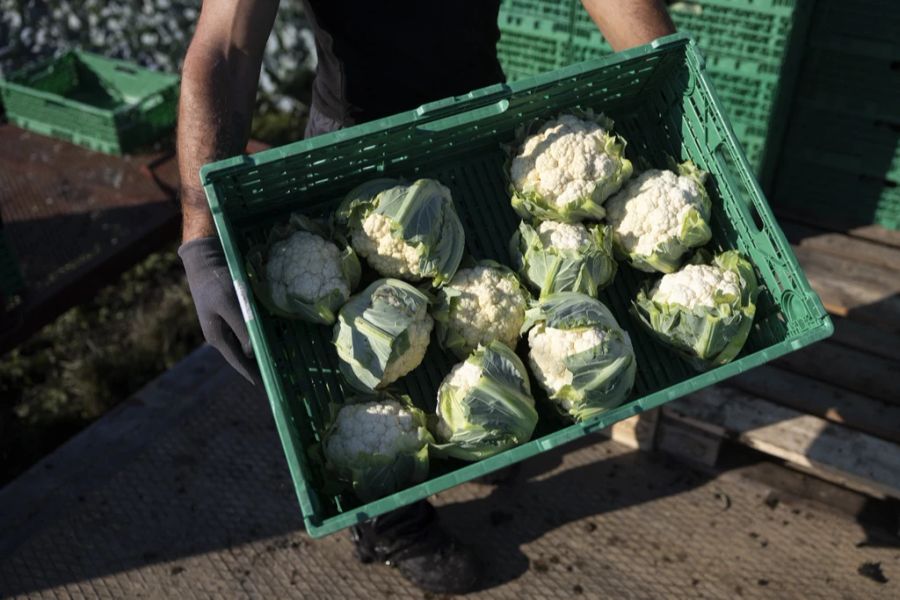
[{"left": 0, "top": 347, "right": 896, "bottom": 599}]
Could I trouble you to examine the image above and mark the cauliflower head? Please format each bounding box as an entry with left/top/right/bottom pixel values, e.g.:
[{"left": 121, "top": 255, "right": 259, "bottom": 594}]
[
  {"left": 372, "top": 284, "right": 435, "bottom": 387},
  {"left": 334, "top": 279, "right": 434, "bottom": 392},
  {"left": 337, "top": 178, "right": 465, "bottom": 285},
  {"left": 605, "top": 163, "right": 712, "bottom": 273},
  {"left": 248, "top": 213, "right": 360, "bottom": 325},
  {"left": 537, "top": 220, "right": 593, "bottom": 250},
  {"left": 523, "top": 292, "right": 637, "bottom": 421},
  {"left": 432, "top": 341, "right": 537, "bottom": 461},
  {"left": 352, "top": 212, "right": 425, "bottom": 280},
  {"left": 651, "top": 264, "right": 741, "bottom": 309},
  {"left": 267, "top": 231, "right": 350, "bottom": 307},
  {"left": 510, "top": 113, "right": 633, "bottom": 223},
  {"left": 323, "top": 396, "right": 433, "bottom": 502},
  {"left": 434, "top": 262, "right": 530, "bottom": 359},
  {"left": 510, "top": 220, "right": 617, "bottom": 299},
  {"left": 528, "top": 325, "right": 608, "bottom": 411},
  {"left": 632, "top": 250, "right": 759, "bottom": 370}
]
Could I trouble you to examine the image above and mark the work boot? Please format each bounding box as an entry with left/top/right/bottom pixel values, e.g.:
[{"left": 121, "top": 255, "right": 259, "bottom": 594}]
[{"left": 350, "top": 500, "right": 480, "bottom": 594}]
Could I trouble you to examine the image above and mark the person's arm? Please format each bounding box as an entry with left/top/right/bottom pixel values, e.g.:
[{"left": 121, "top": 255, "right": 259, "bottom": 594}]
[
  {"left": 177, "top": 0, "right": 279, "bottom": 384},
  {"left": 580, "top": 0, "right": 675, "bottom": 52},
  {"left": 178, "top": 0, "right": 279, "bottom": 241}
]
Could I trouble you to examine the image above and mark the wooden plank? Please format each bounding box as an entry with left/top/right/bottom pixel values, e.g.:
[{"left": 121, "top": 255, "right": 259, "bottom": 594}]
[
  {"left": 781, "top": 221, "right": 900, "bottom": 272},
  {"left": 656, "top": 417, "right": 721, "bottom": 466},
  {"left": 776, "top": 210, "right": 900, "bottom": 249},
  {"left": 775, "top": 341, "right": 900, "bottom": 405},
  {"left": 848, "top": 224, "right": 900, "bottom": 249},
  {"left": 731, "top": 365, "right": 900, "bottom": 444},
  {"left": 664, "top": 387, "right": 900, "bottom": 499},
  {"left": 829, "top": 316, "right": 900, "bottom": 363},
  {"left": 606, "top": 410, "right": 659, "bottom": 451},
  {"left": 792, "top": 245, "right": 900, "bottom": 331}
]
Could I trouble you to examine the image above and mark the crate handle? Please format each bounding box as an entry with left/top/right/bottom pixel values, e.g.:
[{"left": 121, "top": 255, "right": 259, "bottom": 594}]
[
  {"left": 715, "top": 145, "right": 765, "bottom": 232},
  {"left": 415, "top": 99, "right": 510, "bottom": 134},
  {"left": 138, "top": 92, "right": 165, "bottom": 111},
  {"left": 114, "top": 64, "right": 140, "bottom": 76},
  {"left": 414, "top": 86, "right": 511, "bottom": 123},
  {"left": 40, "top": 96, "right": 69, "bottom": 109}
]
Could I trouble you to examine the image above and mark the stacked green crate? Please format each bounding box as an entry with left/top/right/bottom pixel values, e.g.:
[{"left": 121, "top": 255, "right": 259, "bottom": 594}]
[
  {"left": 0, "top": 51, "right": 179, "bottom": 155},
  {"left": 772, "top": 0, "right": 900, "bottom": 229},
  {"left": 496, "top": 0, "right": 575, "bottom": 82},
  {"left": 566, "top": 0, "right": 813, "bottom": 188}
]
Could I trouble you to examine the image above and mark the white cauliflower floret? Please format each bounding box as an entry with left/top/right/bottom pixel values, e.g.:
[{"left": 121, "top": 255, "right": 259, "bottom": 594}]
[
  {"left": 266, "top": 230, "right": 350, "bottom": 310},
  {"left": 528, "top": 325, "right": 607, "bottom": 409},
  {"left": 537, "top": 220, "right": 593, "bottom": 251},
  {"left": 511, "top": 114, "right": 619, "bottom": 208},
  {"left": 606, "top": 169, "right": 708, "bottom": 256},
  {"left": 651, "top": 264, "right": 741, "bottom": 309},
  {"left": 434, "top": 360, "right": 483, "bottom": 439},
  {"left": 373, "top": 286, "right": 434, "bottom": 386},
  {"left": 445, "top": 266, "right": 527, "bottom": 354},
  {"left": 352, "top": 213, "right": 425, "bottom": 280},
  {"left": 324, "top": 400, "right": 428, "bottom": 463}
]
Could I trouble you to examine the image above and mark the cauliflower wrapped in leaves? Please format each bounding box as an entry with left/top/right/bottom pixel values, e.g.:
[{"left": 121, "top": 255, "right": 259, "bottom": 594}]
[
  {"left": 432, "top": 341, "right": 538, "bottom": 461},
  {"left": 510, "top": 220, "right": 616, "bottom": 299},
  {"left": 247, "top": 213, "right": 361, "bottom": 325},
  {"left": 336, "top": 178, "right": 465, "bottom": 286},
  {"left": 334, "top": 278, "right": 434, "bottom": 392},
  {"left": 510, "top": 112, "right": 633, "bottom": 223},
  {"left": 605, "top": 161, "right": 712, "bottom": 273},
  {"left": 524, "top": 292, "right": 637, "bottom": 421},
  {"left": 433, "top": 261, "right": 531, "bottom": 359},
  {"left": 322, "top": 394, "right": 433, "bottom": 502},
  {"left": 632, "top": 250, "right": 759, "bottom": 370}
]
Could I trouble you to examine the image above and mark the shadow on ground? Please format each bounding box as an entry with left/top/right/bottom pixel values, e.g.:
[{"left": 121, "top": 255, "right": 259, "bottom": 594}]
[{"left": 0, "top": 357, "right": 713, "bottom": 597}]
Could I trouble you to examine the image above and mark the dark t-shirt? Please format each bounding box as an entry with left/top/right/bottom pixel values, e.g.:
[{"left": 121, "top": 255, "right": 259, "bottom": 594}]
[{"left": 302, "top": 0, "right": 505, "bottom": 126}]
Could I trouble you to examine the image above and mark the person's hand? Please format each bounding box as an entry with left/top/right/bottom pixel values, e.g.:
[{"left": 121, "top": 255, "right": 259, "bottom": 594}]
[{"left": 179, "top": 236, "right": 261, "bottom": 385}]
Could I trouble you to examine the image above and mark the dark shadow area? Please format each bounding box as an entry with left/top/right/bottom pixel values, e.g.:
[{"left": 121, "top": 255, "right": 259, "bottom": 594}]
[
  {"left": 439, "top": 438, "right": 714, "bottom": 591},
  {"left": 769, "top": 33, "right": 899, "bottom": 230},
  {"left": 0, "top": 361, "right": 714, "bottom": 597}
]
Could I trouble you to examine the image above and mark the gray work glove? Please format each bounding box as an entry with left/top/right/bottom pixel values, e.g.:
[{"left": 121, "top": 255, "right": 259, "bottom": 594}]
[{"left": 179, "top": 236, "right": 261, "bottom": 385}]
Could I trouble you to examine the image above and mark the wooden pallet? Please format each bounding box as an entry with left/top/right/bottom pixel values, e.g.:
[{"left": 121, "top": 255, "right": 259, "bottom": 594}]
[{"left": 609, "top": 217, "right": 900, "bottom": 501}]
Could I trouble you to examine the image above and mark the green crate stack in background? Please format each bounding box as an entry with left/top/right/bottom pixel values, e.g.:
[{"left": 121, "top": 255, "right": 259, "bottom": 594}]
[
  {"left": 771, "top": 0, "right": 900, "bottom": 229},
  {"left": 0, "top": 51, "right": 179, "bottom": 155},
  {"left": 500, "top": 0, "right": 815, "bottom": 189},
  {"left": 496, "top": 0, "right": 576, "bottom": 82}
]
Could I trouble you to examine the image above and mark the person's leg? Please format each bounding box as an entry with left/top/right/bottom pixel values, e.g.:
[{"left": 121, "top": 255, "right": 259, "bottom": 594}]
[
  {"left": 303, "top": 103, "right": 479, "bottom": 594},
  {"left": 351, "top": 500, "right": 479, "bottom": 594}
]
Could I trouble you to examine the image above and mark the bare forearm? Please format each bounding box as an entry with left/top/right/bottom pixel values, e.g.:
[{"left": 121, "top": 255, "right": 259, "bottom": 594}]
[
  {"left": 580, "top": 0, "right": 675, "bottom": 52},
  {"left": 177, "top": 0, "right": 278, "bottom": 242},
  {"left": 178, "top": 50, "right": 252, "bottom": 240}
]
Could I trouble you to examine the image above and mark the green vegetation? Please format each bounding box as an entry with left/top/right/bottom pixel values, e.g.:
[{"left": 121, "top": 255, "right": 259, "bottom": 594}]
[{"left": 0, "top": 246, "right": 202, "bottom": 484}]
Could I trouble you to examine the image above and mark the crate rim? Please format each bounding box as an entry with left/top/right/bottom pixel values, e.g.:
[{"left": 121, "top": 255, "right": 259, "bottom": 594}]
[
  {"left": 200, "top": 33, "right": 699, "bottom": 186},
  {"left": 201, "top": 32, "right": 834, "bottom": 538}
]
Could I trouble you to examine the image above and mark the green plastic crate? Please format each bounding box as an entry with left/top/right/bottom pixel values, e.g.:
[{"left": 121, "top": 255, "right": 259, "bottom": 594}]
[
  {"left": 496, "top": 0, "right": 575, "bottom": 81},
  {"left": 808, "top": 0, "right": 900, "bottom": 54},
  {"left": 772, "top": 157, "right": 900, "bottom": 230},
  {"left": 792, "top": 47, "right": 900, "bottom": 123},
  {"left": 566, "top": 0, "right": 814, "bottom": 188},
  {"left": 497, "top": 11, "right": 572, "bottom": 82},
  {"left": 0, "top": 51, "right": 179, "bottom": 154},
  {"left": 201, "top": 35, "right": 832, "bottom": 538},
  {"left": 781, "top": 108, "right": 900, "bottom": 183}
]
